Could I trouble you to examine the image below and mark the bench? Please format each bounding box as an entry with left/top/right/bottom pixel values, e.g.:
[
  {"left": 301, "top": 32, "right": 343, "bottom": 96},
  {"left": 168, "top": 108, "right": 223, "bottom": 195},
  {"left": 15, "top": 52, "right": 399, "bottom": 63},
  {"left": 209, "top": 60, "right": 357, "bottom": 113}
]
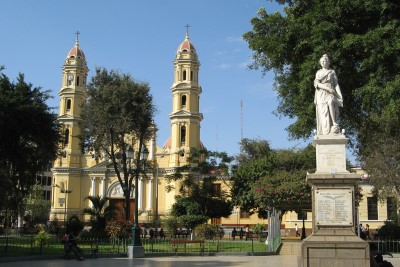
[
  {"left": 64, "top": 240, "right": 98, "bottom": 259},
  {"left": 170, "top": 240, "right": 205, "bottom": 256}
]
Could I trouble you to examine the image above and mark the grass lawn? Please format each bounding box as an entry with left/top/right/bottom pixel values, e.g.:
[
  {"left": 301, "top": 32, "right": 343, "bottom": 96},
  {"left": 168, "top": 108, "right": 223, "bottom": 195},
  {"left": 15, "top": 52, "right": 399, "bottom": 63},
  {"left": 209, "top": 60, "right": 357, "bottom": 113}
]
[{"left": 0, "top": 236, "right": 268, "bottom": 258}]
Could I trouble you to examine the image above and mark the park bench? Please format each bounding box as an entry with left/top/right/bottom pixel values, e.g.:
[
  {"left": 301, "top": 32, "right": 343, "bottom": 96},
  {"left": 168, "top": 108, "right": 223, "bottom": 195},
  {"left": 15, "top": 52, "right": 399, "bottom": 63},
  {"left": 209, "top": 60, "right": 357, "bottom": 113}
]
[
  {"left": 170, "top": 239, "right": 205, "bottom": 256},
  {"left": 173, "top": 229, "right": 190, "bottom": 239},
  {"left": 64, "top": 239, "right": 98, "bottom": 259}
]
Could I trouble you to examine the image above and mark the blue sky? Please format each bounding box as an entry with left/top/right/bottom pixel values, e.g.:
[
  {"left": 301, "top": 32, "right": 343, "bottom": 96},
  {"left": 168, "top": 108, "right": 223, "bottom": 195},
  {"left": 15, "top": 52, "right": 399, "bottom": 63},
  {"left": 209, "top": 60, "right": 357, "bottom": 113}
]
[{"left": 1, "top": 0, "right": 355, "bottom": 161}]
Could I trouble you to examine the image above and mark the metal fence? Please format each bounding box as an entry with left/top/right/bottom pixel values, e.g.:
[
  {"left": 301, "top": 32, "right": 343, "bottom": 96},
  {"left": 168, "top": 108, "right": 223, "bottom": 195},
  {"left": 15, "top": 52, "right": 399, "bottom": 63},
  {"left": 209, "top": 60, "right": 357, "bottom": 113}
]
[
  {"left": 142, "top": 237, "right": 270, "bottom": 255},
  {"left": 0, "top": 236, "right": 128, "bottom": 258},
  {"left": 370, "top": 240, "right": 400, "bottom": 253},
  {"left": 0, "top": 235, "right": 273, "bottom": 259}
]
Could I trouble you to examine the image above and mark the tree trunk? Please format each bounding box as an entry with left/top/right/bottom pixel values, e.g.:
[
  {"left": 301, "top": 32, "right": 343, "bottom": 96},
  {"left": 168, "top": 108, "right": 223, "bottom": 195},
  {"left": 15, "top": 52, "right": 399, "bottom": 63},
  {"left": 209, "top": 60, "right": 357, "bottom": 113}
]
[{"left": 124, "top": 190, "right": 131, "bottom": 221}]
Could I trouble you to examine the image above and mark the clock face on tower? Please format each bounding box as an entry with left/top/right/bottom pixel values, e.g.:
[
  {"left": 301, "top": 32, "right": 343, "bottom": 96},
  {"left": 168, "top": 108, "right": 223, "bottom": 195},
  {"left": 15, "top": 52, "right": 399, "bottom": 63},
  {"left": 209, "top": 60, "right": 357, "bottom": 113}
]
[{"left": 68, "top": 74, "right": 74, "bottom": 81}]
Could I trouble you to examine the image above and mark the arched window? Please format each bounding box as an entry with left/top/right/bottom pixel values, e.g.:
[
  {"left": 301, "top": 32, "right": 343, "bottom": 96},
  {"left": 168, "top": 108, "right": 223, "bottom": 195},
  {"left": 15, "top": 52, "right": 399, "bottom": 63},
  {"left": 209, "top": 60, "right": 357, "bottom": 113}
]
[
  {"left": 180, "top": 126, "right": 186, "bottom": 146},
  {"left": 76, "top": 76, "right": 80, "bottom": 86},
  {"left": 64, "top": 129, "right": 69, "bottom": 146},
  {"left": 181, "top": 95, "right": 187, "bottom": 108},
  {"left": 66, "top": 99, "right": 71, "bottom": 111},
  {"left": 190, "top": 71, "right": 193, "bottom": 81},
  {"left": 183, "top": 70, "right": 187, "bottom": 81}
]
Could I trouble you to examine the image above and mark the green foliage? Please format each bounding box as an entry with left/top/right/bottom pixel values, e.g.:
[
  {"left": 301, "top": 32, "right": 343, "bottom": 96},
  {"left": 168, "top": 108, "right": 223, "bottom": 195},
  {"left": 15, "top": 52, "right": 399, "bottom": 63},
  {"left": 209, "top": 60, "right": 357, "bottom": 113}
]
[
  {"left": 363, "top": 136, "right": 400, "bottom": 200},
  {"left": 244, "top": 1, "right": 400, "bottom": 152},
  {"left": 167, "top": 148, "right": 233, "bottom": 230},
  {"left": 251, "top": 223, "right": 266, "bottom": 235},
  {"left": 23, "top": 183, "right": 51, "bottom": 225},
  {"left": 236, "top": 138, "right": 272, "bottom": 165},
  {"left": 105, "top": 219, "right": 132, "bottom": 239},
  {"left": 244, "top": 2, "right": 400, "bottom": 199},
  {"left": 49, "top": 214, "right": 60, "bottom": 235},
  {"left": 253, "top": 169, "right": 312, "bottom": 212},
  {"left": 0, "top": 68, "right": 60, "bottom": 216},
  {"left": 178, "top": 214, "right": 208, "bottom": 232},
  {"left": 161, "top": 215, "right": 181, "bottom": 239},
  {"left": 34, "top": 229, "right": 51, "bottom": 246},
  {"left": 232, "top": 139, "right": 315, "bottom": 216},
  {"left": 194, "top": 224, "right": 224, "bottom": 240},
  {"left": 83, "top": 195, "right": 114, "bottom": 236},
  {"left": 378, "top": 221, "right": 400, "bottom": 240},
  {"left": 80, "top": 68, "right": 156, "bottom": 220}
]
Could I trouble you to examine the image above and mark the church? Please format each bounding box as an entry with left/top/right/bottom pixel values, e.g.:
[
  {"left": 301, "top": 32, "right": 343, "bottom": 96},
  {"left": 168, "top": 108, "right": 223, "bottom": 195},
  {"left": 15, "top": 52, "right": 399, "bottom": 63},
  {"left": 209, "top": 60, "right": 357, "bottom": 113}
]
[
  {"left": 50, "top": 30, "right": 262, "bottom": 228},
  {"left": 50, "top": 31, "right": 393, "bottom": 239}
]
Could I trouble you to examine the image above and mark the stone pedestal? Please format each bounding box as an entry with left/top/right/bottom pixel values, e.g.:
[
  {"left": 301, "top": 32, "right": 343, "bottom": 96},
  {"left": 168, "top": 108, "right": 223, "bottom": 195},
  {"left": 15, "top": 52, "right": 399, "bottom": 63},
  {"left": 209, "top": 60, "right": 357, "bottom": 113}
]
[
  {"left": 128, "top": 245, "right": 145, "bottom": 258},
  {"left": 301, "top": 134, "right": 370, "bottom": 267}
]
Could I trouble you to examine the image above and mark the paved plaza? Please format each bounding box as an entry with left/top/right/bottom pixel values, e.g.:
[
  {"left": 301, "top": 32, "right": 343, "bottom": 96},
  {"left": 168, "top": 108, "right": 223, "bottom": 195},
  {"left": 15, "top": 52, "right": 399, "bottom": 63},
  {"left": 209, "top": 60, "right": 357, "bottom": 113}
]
[
  {"left": 0, "top": 254, "right": 399, "bottom": 267},
  {"left": 0, "top": 255, "right": 300, "bottom": 267}
]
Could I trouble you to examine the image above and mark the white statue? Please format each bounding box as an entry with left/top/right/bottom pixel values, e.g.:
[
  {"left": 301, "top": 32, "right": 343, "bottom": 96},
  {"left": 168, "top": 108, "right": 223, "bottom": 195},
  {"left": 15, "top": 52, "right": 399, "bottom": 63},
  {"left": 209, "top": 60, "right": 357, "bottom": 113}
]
[{"left": 314, "top": 54, "right": 343, "bottom": 135}]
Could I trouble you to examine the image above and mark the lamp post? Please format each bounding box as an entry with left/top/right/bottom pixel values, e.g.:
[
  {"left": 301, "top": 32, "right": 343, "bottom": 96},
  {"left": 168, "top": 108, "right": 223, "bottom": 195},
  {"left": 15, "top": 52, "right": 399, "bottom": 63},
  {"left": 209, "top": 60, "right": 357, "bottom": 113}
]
[
  {"left": 60, "top": 181, "right": 72, "bottom": 228},
  {"left": 126, "top": 145, "right": 149, "bottom": 248},
  {"left": 301, "top": 211, "right": 306, "bottom": 240}
]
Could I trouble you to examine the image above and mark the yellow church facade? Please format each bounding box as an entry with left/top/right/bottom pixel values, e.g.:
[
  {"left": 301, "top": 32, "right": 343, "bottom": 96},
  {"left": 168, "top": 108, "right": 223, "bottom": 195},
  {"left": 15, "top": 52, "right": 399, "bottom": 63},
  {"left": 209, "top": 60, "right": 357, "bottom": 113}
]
[
  {"left": 50, "top": 32, "right": 392, "bottom": 237},
  {"left": 50, "top": 31, "right": 264, "bottom": 229}
]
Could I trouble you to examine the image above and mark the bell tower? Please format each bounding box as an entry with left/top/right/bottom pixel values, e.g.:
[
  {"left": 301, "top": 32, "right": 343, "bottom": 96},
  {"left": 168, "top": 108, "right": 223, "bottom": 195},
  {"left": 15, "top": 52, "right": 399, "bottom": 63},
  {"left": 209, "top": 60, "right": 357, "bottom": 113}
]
[
  {"left": 56, "top": 32, "right": 88, "bottom": 168},
  {"left": 51, "top": 32, "right": 89, "bottom": 224},
  {"left": 169, "top": 26, "right": 203, "bottom": 167}
]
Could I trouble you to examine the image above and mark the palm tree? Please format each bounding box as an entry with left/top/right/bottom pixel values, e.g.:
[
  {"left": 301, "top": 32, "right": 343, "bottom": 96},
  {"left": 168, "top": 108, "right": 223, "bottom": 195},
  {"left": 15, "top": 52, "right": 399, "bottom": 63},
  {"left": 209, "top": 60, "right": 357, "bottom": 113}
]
[{"left": 83, "top": 196, "right": 114, "bottom": 234}]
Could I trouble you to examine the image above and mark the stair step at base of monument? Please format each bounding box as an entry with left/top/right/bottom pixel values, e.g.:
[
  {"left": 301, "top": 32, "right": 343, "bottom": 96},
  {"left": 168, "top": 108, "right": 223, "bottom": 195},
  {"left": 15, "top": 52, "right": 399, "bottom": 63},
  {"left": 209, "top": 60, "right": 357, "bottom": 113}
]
[
  {"left": 280, "top": 241, "right": 302, "bottom": 256},
  {"left": 301, "top": 235, "right": 370, "bottom": 267}
]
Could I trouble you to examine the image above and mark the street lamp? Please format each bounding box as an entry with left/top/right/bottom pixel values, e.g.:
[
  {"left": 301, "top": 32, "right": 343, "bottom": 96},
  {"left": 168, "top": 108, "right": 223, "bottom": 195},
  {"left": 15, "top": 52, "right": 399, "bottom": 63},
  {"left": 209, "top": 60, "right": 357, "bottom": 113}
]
[
  {"left": 57, "top": 181, "right": 72, "bottom": 228},
  {"left": 126, "top": 145, "right": 149, "bottom": 248},
  {"left": 301, "top": 211, "right": 306, "bottom": 240}
]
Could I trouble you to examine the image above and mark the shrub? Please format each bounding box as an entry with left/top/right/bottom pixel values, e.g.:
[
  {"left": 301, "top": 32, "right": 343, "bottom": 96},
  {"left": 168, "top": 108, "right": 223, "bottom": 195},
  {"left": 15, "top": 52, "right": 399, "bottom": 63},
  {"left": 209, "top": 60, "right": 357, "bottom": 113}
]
[
  {"left": 195, "top": 224, "right": 224, "bottom": 240},
  {"left": 35, "top": 229, "right": 51, "bottom": 246},
  {"left": 161, "top": 216, "right": 180, "bottom": 239},
  {"left": 378, "top": 221, "right": 400, "bottom": 240},
  {"left": 105, "top": 219, "right": 132, "bottom": 239}
]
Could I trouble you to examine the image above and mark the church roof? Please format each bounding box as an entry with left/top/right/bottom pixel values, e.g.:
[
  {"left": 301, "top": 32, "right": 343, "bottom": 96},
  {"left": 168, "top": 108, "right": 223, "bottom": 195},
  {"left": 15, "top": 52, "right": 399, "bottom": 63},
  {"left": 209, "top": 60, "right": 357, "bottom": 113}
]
[
  {"left": 67, "top": 32, "right": 85, "bottom": 59},
  {"left": 177, "top": 32, "right": 196, "bottom": 53},
  {"left": 163, "top": 137, "right": 172, "bottom": 148}
]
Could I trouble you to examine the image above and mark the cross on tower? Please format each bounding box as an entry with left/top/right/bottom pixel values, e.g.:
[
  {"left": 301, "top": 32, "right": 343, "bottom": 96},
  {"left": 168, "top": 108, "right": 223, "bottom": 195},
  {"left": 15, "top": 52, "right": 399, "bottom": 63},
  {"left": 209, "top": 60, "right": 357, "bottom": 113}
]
[
  {"left": 185, "top": 24, "right": 190, "bottom": 37},
  {"left": 75, "top": 31, "right": 80, "bottom": 45}
]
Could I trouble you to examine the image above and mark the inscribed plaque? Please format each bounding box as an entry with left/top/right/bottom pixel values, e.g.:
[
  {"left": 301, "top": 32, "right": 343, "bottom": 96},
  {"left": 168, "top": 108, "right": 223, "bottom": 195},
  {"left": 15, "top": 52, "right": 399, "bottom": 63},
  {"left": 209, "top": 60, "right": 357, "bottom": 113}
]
[{"left": 315, "top": 189, "right": 353, "bottom": 225}]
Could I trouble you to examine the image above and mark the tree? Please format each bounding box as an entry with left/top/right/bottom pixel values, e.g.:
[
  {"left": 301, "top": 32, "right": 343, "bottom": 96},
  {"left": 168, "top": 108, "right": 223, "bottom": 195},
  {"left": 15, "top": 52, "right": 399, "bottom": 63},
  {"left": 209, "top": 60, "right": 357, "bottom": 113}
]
[
  {"left": 23, "top": 183, "right": 51, "bottom": 226},
  {"left": 83, "top": 196, "right": 114, "bottom": 236},
  {"left": 363, "top": 134, "right": 400, "bottom": 201},
  {"left": 166, "top": 149, "right": 233, "bottom": 232},
  {"left": 80, "top": 68, "right": 155, "bottom": 221},
  {"left": 243, "top": 1, "right": 400, "bottom": 153},
  {"left": 0, "top": 66, "right": 60, "bottom": 225},
  {"left": 244, "top": 0, "right": 400, "bottom": 206},
  {"left": 231, "top": 139, "right": 315, "bottom": 217}
]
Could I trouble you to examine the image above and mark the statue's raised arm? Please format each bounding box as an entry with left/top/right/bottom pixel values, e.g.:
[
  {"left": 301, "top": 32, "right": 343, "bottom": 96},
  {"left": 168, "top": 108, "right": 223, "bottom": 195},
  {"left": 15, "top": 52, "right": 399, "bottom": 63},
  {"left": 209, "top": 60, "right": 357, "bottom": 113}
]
[{"left": 314, "top": 54, "right": 343, "bottom": 135}]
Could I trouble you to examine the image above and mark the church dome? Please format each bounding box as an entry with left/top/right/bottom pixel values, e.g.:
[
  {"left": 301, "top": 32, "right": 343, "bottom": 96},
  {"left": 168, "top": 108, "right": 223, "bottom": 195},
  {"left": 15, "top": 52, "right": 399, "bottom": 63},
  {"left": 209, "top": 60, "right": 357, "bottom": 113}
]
[
  {"left": 67, "top": 45, "right": 85, "bottom": 59},
  {"left": 177, "top": 34, "right": 196, "bottom": 53},
  {"left": 67, "top": 33, "right": 85, "bottom": 59},
  {"left": 163, "top": 137, "right": 172, "bottom": 148}
]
